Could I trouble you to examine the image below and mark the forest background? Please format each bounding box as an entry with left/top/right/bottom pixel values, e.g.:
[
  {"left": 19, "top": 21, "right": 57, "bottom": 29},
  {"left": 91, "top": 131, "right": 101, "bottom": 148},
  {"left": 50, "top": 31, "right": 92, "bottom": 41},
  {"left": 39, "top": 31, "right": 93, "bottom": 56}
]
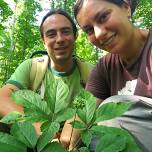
[{"left": 0, "top": 0, "right": 151, "bottom": 87}]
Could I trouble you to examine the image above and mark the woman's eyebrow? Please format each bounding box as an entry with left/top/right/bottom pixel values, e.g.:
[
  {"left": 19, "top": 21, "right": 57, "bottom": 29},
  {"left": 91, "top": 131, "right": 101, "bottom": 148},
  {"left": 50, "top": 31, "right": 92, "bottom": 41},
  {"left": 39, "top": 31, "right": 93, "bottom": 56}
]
[{"left": 94, "top": 8, "right": 106, "bottom": 21}]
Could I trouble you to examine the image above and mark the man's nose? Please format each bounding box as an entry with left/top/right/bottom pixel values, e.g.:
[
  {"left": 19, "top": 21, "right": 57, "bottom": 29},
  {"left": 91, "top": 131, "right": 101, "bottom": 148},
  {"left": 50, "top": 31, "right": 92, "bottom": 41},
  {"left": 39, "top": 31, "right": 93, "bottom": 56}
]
[{"left": 56, "top": 32, "right": 64, "bottom": 42}]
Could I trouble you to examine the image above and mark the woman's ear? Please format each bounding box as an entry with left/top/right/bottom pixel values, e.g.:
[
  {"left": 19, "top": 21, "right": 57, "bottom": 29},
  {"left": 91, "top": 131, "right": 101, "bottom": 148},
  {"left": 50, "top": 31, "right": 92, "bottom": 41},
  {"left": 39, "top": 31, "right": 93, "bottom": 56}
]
[
  {"left": 74, "top": 32, "right": 78, "bottom": 40},
  {"left": 122, "top": 1, "right": 131, "bottom": 18}
]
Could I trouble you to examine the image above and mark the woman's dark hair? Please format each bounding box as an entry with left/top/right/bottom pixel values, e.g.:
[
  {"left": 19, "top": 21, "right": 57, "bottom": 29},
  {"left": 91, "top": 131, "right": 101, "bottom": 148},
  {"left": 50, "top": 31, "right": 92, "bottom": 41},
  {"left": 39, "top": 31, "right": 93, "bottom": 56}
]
[
  {"left": 74, "top": 0, "right": 139, "bottom": 19},
  {"left": 40, "top": 9, "right": 77, "bottom": 39}
]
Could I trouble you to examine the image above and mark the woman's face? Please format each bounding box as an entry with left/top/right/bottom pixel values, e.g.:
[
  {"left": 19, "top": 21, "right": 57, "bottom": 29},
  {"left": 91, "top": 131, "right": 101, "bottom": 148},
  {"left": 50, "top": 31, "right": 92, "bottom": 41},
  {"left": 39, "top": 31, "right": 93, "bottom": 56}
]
[{"left": 77, "top": 0, "right": 133, "bottom": 54}]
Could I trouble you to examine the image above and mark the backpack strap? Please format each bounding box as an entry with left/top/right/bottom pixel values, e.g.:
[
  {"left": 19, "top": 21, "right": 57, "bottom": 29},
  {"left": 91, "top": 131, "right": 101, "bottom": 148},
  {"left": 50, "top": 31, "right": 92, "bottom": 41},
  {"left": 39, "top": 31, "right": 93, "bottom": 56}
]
[
  {"left": 30, "top": 55, "right": 49, "bottom": 91},
  {"left": 30, "top": 55, "right": 94, "bottom": 91},
  {"left": 76, "top": 58, "right": 94, "bottom": 86}
]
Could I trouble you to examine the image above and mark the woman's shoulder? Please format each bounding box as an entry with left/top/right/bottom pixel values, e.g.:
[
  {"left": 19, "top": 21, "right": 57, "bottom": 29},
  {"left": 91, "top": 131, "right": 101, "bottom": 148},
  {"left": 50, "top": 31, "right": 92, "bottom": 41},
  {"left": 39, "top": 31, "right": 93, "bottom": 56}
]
[{"left": 99, "top": 53, "right": 120, "bottom": 65}]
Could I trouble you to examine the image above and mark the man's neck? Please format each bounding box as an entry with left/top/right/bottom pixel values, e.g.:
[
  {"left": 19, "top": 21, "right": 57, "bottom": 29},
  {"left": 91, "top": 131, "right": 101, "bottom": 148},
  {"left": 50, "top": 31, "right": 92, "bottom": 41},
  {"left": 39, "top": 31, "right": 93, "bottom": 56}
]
[{"left": 50, "top": 58, "right": 74, "bottom": 72}]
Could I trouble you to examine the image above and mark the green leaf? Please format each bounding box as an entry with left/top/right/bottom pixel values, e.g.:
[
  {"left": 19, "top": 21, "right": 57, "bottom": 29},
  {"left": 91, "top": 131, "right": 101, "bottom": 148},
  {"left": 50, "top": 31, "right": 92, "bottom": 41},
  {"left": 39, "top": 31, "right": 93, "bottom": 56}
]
[
  {"left": 24, "top": 108, "right": 50, "bottom": 123},
  {"left": 71, "top": 120, "right": 86, "bottom": 129},
  {"left": 91, "top": 126, "right": 142, "bottom": 152},
  {"left": 0, "top": 132, "right": 26, "bottom": 152},
  {"left": 74, "top": 89, "right": 96, "bottom": 124},
  {"left": 95, "top": 102, "right": 132, "bottom": 123},
  {"left": 37, "top": 122, "right": 60, "bottom": 152},
  {"left": 77, "top": 109, "right": 86, "bottom": 124},
  {"left": 45, "top": 79, "right": 69, "bottom": 114},
  {"left": 54, "top": 80, "right": 69, "bottom": 113},
  {"left": 10, "top": 122, "right": 38, "bottom": 148},
  {"left": 79, "top": 147, "right": 89, "bottom": 152},
  {"left": 81, "top": 130, "right": 92, "bottom": 147},
  {"left": 40, "top": 121, "right": 51, "bottom": 132},
  {"left": 11, "top": 90, "right": 41, "bottom": 106},
  {"left": 40, "top": 142, "right": 67, "bottom": 152},
  {"left": 11, "top": 90, "right": 50, "bottom": 122},
  {"left": 84, "top": 92, "right": 96, "bottom": 124},
  {"left": 54, "top": 108, "right": 75, "bottom": 123},
  {"left": 0, "top": 111, "right": 23, "bottom": 124},
  {"left": 95, "top": 134, "right": 126, "bottom": 152}
]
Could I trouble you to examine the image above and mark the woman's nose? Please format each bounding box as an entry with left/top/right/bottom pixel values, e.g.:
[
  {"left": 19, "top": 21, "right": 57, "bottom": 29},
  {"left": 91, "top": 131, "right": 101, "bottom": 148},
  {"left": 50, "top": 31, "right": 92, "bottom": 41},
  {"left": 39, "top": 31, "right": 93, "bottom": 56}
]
[{"left": 94, "top": 25, "right": 106, "bottom": 40}]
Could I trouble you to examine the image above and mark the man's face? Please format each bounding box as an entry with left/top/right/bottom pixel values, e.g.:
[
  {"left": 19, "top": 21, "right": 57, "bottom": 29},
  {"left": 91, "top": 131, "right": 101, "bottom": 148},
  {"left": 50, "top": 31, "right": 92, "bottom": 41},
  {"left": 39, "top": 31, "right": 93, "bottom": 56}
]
[{"left": 42, "top": 14, "right": 75, "bottom": 64}]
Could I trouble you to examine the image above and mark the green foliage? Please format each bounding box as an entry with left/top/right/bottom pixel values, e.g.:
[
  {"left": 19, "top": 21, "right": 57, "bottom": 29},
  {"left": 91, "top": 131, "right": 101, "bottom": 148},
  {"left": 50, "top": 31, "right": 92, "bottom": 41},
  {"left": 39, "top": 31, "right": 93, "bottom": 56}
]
[
  {"left": 37, "top": 122, "right": 60, "bottom": 152},
  {"left": 0, "top": 111, "right": 23, "bottom": 124},
  {"left": 91, "top": 126, "right": 142, "bottom": 152},
  {"left": 0, "top": 0, "right": 43, "bottom": 86},
  {"left": 95, "top": 134, "right": 126, "bottom": 152},
  {"left": 71, "top": 88, "right": 142, "bottom": 152},
  {"left": 0, "top": 132, "right": 27, "bottom": 152},
  {"left": 76, "top": 31, "right": 99, "bottom": 64},
  {"left": 0, "top": 78, "right": 72, "bottom": 152},
  {"left": 95, "top": 102, "right": 132, "bottom": 123},
  {"left": 0, "top": 0, "right": 12, "bottom": 22},
  {"left": 133, "top": 0, "right": 152, "bottom": 28},
  {"left": 11, "top": 122, "right": 38, "bottom": 149},
  {"left": 0, "top": 86, "right": 142, "bottom": 152}
]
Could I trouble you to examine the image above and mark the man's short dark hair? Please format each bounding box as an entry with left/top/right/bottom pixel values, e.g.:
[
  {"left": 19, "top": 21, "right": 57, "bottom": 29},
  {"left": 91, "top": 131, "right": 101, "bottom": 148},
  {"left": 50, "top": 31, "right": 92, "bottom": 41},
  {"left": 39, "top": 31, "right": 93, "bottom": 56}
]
[{"left": 40, "top": 9, "right": 77, "bottom": 39}]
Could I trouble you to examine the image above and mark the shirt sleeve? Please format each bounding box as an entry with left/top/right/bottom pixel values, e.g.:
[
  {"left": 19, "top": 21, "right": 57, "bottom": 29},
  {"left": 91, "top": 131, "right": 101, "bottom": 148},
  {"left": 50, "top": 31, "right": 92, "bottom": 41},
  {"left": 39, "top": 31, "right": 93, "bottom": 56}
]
[
  {"left": 86, "top": 57, "right": 110, "bottom": 100},
  {"left": 6, "top": 59, "right": 32, "bottom": 89}
]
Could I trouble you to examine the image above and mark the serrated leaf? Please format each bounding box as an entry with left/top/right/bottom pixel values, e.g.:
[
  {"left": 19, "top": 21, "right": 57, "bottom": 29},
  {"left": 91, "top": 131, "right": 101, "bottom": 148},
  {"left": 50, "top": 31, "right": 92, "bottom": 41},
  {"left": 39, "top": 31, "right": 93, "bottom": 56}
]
[
  {"left": 40, "top": 142, "right": 67, "bottom": 152},
  {"left": 95, "top": 134, "right": 126, "bottom": 152},
  {"left": 0, "top": 132, "right": 26, "bottom": 152},
  {"left": 11, "top": 89, "right": 41, "bottom": 106},
  {"left": 54, "top": 79, "right": 70, "bottom": 113},
  {"left": 11, "top": 90, "right": 50, "bottom": 115},
  {"left": 77, "top": 109, "right": 86, "bottom": 124},
  {"left": 84, "top": 93, "right": 96, "bottom": 124},
  {"left": 91, "top": 126, "right": 142, "bottom": 152},
  {"left": 54, "top": 108, "right": 75, "bottom": 123},
  {"left": 45, "top": 79, "right": 69, "bottom": 114},
  {"left": 0, "top": 112, "right": 23, "bottom": 124},
  {"left": 10, "top": 122, "right": 38, "bottom": 148},
  {"left": 95, "top": 102, "right": 132, "bottom": 123},
  {"left": 71, "top": 120, "right": 86, "bottom": 129},
  {"left": 24, "top": 108, "right": 50, "bottom": 123},
  {"left": 81, "top": 130, "right": 92, "bottom": 147},
  {"left": 37, "top": 122, "right": 60, "bottom": 152}
]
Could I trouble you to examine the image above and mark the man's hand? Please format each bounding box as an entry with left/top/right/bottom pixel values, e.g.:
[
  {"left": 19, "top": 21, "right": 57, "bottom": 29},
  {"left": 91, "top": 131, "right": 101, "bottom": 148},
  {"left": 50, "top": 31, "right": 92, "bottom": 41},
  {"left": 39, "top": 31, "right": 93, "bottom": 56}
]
[{"left": 60, "top": 116, "right": 81, "bottom": 150}]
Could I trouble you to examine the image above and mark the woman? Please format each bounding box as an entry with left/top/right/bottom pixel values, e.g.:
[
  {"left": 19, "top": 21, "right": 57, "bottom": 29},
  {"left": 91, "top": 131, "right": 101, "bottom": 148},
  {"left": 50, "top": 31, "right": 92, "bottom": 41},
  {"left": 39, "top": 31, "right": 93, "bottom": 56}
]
[{"left": 74, "top": 0, "right": 152, "bottom": 151}]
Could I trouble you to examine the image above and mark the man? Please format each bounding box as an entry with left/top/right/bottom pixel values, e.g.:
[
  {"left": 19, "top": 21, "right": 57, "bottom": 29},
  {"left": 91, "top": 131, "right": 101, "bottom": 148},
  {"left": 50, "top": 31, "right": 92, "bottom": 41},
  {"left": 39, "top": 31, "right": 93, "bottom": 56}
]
[{"left": 0, "top": 9, "right": 92, "bottom": 150}]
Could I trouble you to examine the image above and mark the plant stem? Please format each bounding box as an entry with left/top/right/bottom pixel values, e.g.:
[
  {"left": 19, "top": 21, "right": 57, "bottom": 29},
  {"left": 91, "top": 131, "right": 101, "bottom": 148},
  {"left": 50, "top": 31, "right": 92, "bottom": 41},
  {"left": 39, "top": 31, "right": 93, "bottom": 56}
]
[{"left": 33, "top": 148, "right": 36, "bottom": 152}]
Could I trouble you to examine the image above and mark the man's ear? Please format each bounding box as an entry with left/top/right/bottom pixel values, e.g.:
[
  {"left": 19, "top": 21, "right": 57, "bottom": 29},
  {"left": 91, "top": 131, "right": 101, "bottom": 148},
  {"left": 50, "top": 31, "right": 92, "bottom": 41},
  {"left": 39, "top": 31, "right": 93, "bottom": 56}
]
[
  {"left": 42, "top": 38, "right": 47, "bottom": 48},
  {"left": 122, "top": 1, "right": 131, "bottom": 18}
]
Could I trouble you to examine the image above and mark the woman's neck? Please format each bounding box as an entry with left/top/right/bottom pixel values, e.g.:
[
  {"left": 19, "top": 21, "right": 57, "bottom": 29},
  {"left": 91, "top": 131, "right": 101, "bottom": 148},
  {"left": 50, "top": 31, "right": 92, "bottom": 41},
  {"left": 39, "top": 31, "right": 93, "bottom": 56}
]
[{"left": 121, "top": 28, "right": 149, "bottom": 65}]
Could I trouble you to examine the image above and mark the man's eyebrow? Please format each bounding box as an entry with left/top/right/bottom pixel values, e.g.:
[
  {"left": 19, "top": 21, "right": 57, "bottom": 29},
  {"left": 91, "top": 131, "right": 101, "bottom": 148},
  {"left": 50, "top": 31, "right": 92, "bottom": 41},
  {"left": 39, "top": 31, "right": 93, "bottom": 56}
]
[
  {"left": 61, "top": 27, "right": 72, "bottom": 30},
  {"left": 45, "top": 29, "right": 55, "bottom": 35}
]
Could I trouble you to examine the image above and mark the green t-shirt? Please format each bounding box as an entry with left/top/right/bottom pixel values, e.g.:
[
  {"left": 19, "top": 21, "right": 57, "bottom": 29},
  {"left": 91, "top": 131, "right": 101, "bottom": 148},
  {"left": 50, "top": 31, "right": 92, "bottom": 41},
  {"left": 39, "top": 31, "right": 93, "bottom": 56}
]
[{"left": 7, "top": 59, "right": 81, "bottom": 105}]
